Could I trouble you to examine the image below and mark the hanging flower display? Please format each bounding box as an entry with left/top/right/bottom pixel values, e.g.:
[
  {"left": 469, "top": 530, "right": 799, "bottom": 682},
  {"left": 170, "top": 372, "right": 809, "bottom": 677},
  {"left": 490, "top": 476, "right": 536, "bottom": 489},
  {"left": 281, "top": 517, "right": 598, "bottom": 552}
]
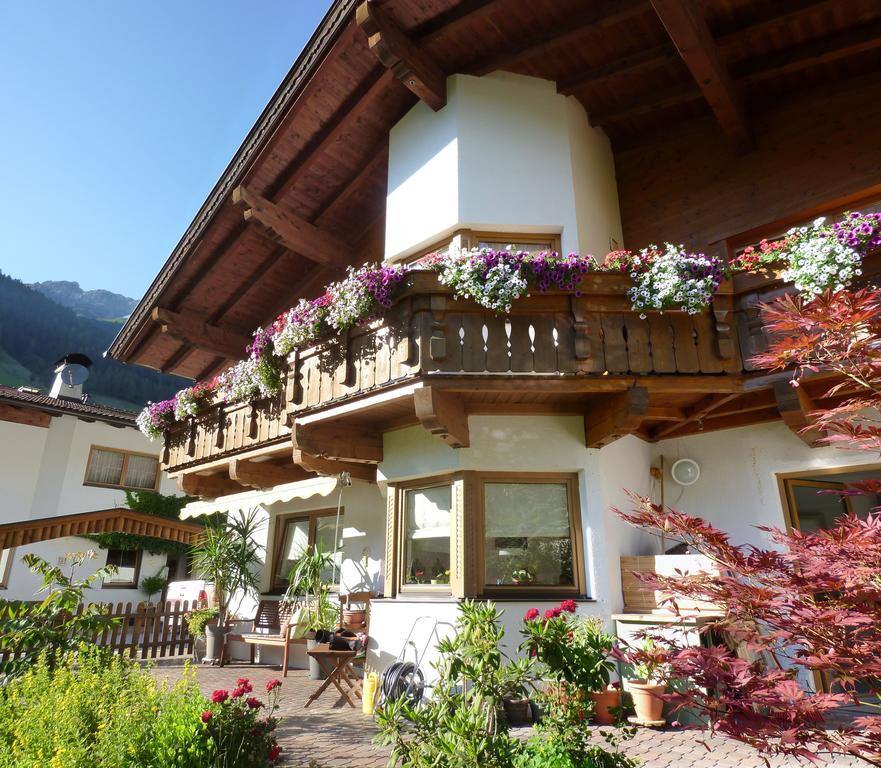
[{"left": 136, "top": 211, "right": 880, "bottom": 439}]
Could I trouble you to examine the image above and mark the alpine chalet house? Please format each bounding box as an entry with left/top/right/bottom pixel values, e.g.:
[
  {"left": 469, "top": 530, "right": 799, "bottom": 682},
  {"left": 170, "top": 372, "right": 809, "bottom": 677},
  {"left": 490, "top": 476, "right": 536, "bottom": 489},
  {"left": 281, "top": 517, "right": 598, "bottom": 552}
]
[
  {"left": 0, "top": 355, "right": 184, "bottom": 603},
  {"left": 110, "top": 0, "right": 881, "bottom": 675}
]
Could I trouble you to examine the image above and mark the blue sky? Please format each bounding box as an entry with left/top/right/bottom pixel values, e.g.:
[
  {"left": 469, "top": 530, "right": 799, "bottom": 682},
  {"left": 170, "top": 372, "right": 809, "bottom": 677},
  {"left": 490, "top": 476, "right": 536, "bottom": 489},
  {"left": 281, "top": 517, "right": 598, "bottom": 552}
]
[{"left": 0, "top": 1, "right": 333, "bottom": 298}]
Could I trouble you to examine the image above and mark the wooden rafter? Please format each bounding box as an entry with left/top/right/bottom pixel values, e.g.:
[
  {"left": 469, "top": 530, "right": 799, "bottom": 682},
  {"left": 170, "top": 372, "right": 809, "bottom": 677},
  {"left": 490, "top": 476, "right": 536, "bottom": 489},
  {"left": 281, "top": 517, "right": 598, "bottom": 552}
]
[
  {"left": 291, "top": 448, "right": 376, "bottom": 483},
  {"left": 357, "top": 1, "right": 447, "bottom": 111},
  {"left": 229, "top": 458, "right": 314, "bottom": 489},
  {"left": 152, "top": 307, "right": 250, "bottom": 361},
  {"left": 0, "top": 507, "right": 204, "bottom": 551},
  {"left": 585, "top": 386, "right": 649, "bottom": 448},
  {"left": 558, "top": 42, "right": 676, "bottom": 95},
  {"left": 467, "top": 0, "right": 650, "bottom": 77},
  {"left": 179, "top": 472, "right": 240, "bottom": 499},
  {"left": 414, "top": 0, "right": 505, "bottom": 45},
  {"left": 414, "top": 387, "right": 470, "bottom": 449},
  {"left": 590, "top": 82, "right": 700, "bottom": 126},
  {"left": 650, "top": 0, "right": 753, "bottom": 152},
  {"left": 650, "top": 392, "right": 741, "bottom": 440},
  {"left": 773, "top": 381, "right": 826, "bottom": 447},
  {"left": 0, "top": 403, "right": 52, "bottom": 428},
  {"left": 232, "top": 186, "right": 350, "bottom": 270},
  {"left": 292, "top": 422, "right": 383, "bottom": 464}
]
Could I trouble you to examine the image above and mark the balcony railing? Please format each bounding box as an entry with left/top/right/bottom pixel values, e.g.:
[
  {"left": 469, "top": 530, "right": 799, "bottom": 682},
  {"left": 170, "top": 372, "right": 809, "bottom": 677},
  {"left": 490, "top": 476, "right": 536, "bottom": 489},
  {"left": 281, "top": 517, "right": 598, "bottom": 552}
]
[{"left": 161, "top": 270, "right": 756, "bottom": 473}]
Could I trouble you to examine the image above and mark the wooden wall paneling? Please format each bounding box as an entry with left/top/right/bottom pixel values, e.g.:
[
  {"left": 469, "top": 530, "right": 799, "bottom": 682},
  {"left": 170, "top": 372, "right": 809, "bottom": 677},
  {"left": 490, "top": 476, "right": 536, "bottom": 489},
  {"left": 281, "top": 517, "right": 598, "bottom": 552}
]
[
  {"left": 645, "top": 313, "right": 677, "bottom": 372},
  {"left": 693, "top": 313, "right": 725, "bottom": 373},
  {"left": 484, "top": 314, "right": 510, "bottom": 372},
  {"left": 601, "top": 314, "right": 629, "bottom": 373},
  {"left": 623, "top": 314, "right": 652, "bottom": 372},
  {"left": 507, "top": 315, "right": 533, "bottom": 373},
  {"left": 668, "top": 314, "right": 700, "bottom": 372},
  {"left": 531, "top": 313, "right": 558, "bottom": 373},
  {"left": 461, "top": 312, "right": 487, "bottom": 372}
]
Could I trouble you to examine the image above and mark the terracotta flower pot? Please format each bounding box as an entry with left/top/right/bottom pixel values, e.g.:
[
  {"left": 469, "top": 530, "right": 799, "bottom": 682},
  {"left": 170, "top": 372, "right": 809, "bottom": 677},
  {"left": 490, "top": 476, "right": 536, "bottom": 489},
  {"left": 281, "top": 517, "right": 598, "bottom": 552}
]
[
  {"left": 628, "top": 680, "right": 666, "bottom": 723},
  {"left": 590, "top": 688, "right": 621, "bottom": 725},
  {"left": 342, "top": 608, "right": 366, "bottom": 627},
  {"left": 503, "top": 697, "right": 533, "bottom": 725}
]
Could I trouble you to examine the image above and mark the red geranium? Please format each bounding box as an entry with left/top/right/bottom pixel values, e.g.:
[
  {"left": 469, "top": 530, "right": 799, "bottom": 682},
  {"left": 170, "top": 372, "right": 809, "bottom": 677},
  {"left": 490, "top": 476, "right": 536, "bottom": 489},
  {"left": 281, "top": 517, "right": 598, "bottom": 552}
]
[
  {"left": 269, "top": 744, "right": 282, "bottom": 762},
  {"left": 246, "top": 697, "right": 263, "bottom": 709},
  {"left": 201, "top": 710, "right": 213, "bottom": 723},
  {"left": 524, "top": 607, "right": 540, "bottom": 621},
  {"left": 265, "top": 678, "right": 282, "bottom": 693},
  {"left": 210, "top": 689, "right": 229, "bottom": 704},
  {"left": 559, "top": 599, "right": 577, "bottom": 613}
]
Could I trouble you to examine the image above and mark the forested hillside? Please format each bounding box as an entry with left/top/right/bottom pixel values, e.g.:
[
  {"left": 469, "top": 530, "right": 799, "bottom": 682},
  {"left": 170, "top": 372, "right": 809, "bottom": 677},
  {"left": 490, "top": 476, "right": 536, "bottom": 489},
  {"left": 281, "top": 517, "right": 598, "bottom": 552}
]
[{"left": 0, "top": 271, "right": 189, "bottom": 410}]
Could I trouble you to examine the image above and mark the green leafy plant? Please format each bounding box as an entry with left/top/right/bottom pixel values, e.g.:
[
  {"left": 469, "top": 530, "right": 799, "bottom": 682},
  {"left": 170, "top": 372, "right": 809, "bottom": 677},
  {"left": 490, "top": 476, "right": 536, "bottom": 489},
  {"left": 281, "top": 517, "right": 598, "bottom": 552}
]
[
  {"left": 283, "top": 545, "right": 338, "bottom": 632},
  {"left": 187, "top": 606, "right": 220, "bottom": 638},
  {"left": 190, "top": 509, "right": 263, "bottom": 628},
  {"left": 140, "top": 569, "right": 169, "bottom": 603},
  {"left": 629, "top": 638, "right": 667, "bottom": 683},
  {"left": 0, "top": 551, "right": 120, "bottom": 680}
]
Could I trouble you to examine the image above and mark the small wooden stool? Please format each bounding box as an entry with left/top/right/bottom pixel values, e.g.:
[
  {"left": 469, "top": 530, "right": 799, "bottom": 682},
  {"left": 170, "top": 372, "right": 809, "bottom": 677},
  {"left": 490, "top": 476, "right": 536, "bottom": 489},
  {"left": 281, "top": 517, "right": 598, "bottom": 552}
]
[{"left": 305, "top": 646, "right": 363, "bottom": 708}]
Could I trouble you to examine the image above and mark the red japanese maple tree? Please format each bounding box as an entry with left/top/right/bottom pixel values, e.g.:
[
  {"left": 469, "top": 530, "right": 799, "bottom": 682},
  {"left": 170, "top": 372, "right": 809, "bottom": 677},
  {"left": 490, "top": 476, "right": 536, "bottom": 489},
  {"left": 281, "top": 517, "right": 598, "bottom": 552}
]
[{"left": 617, "top": 287, "right": 881, "bottom": 765}]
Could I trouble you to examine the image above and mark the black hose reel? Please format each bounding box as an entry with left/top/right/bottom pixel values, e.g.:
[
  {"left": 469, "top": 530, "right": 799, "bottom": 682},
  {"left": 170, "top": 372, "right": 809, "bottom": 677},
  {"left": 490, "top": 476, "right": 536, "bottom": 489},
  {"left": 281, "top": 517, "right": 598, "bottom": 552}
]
[{"left": 380, "top": 660, "right": 425, "bottom": 705}]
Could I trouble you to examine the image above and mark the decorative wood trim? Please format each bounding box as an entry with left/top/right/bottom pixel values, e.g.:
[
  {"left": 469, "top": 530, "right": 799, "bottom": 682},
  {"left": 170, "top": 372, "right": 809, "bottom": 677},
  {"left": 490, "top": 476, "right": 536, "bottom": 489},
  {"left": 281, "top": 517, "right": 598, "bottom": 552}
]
[
  {"left": 291, "top": 422, "right": 383, "bottom": 464},
  {"left": 585, "top": 386, "right": 649, "bottom": 448},
  {"left": 773, "top": 381, "right": 825, "bottom": 447},
  {"left": 83, "top": 445, "right": 161, "bottom": 492},
  {"left": 384, "top": 485, "right": 398, "bottom": 598},
  {"left": 151, "top": 307, "right": 250, "bottom": 360},
  {"left": 228, "top": 458, "right": 314, "bottom": 489},
  {"left": 650, "top": 0, "right": 753, "bottom": 152},
  {"left": 231, "top": 186, "right": 350, "bottom": 270},
  {"left": 414, "top": 387, "right": 469, "bottom": 448},
  {"left": 0, "top": 403, "right": 52, "bottom": 428},
  {"left": 356, "top": 1, "right": 447, "bottom": 111}
]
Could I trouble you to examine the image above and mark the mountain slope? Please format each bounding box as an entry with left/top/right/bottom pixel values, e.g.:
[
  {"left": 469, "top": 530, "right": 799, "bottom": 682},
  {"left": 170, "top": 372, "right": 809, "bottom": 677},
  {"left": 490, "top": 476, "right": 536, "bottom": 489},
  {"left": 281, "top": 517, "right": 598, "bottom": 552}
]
[
  {"left": 30, "top": 280, "right": 137, "bottom": 320},
  {"left": 0, "top": 271, "right": 189, "bottom": 411}
]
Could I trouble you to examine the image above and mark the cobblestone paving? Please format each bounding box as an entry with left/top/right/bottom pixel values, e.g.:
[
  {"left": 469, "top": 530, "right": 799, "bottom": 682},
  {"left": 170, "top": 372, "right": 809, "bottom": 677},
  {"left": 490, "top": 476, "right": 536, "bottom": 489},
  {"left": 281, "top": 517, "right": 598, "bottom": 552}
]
[{"left": 150, "top": 662, "right": 865, "bottom": 768}]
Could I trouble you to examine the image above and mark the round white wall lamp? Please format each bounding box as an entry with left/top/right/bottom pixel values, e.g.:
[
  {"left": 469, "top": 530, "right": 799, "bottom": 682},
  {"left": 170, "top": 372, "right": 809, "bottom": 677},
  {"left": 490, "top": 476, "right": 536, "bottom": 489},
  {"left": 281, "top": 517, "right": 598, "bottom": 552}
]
[{"left": 670, "top": 458, "right": 701, "bottom": 487}]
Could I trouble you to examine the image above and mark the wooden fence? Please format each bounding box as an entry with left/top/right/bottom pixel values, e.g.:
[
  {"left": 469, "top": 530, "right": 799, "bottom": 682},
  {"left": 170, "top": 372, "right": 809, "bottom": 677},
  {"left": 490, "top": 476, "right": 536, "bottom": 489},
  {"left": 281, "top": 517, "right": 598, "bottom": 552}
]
[{"left": 0, "top": 600, "right": 196, "bottom": 666}]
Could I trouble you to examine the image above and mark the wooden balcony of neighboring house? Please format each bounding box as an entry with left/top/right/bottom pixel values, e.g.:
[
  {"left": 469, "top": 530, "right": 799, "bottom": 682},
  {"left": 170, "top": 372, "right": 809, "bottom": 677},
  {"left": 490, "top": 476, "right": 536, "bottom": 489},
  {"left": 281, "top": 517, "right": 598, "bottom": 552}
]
[{"left": 162, "top": 260, "right": 878, "bottom": 493}]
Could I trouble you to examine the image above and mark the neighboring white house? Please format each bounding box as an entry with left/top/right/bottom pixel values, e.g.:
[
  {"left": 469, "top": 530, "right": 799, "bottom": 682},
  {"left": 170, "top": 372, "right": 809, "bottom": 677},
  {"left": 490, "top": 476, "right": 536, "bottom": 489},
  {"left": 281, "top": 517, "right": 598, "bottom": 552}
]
[{"left": 0, "top": 357, "right": 180, "bottom": 604}]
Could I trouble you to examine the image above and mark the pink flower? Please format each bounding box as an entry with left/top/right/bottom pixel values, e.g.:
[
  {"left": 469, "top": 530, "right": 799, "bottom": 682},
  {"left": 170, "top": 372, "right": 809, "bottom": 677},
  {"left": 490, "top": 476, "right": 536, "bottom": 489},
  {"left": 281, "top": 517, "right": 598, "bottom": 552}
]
[
  {"left": 560, "top": 599, "right": 577, "bottom": 614},
  {"left": 201, "top": 710, "right": 213, "bottom": 723},
  {"left": 246, "top": 697, "right": 263, "bottom": 709},
  {"left": 269, "top": 744, "right": 282, "bottom": 762},
  {"left": 210, "top": 689, "right": 229, "bottom": 704},
  {"left": 543, "top": 608, "right": 557, "bottom": 620},
  {"left": 524, "top": 607, "right": 540, "bottom": 621},
  {"left": 265, "top": 678, "right": 282, "bottom": 693}
]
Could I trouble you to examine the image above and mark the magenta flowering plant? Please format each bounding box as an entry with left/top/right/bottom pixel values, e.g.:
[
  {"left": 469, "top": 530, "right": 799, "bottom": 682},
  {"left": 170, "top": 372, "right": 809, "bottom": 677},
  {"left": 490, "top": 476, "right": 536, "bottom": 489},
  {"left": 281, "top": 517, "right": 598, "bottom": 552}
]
[
  {"left": 136, "top": 398, "right": 177, "bottom": 440},
  {"left": 325, "top": 263, "right": 408, "bottom": 330},
  {"left": 203, "top": 677, "right": 283, "bottom": 767},
  {"left": 174, "top": 379, "right": 218, "bottom": 420}
]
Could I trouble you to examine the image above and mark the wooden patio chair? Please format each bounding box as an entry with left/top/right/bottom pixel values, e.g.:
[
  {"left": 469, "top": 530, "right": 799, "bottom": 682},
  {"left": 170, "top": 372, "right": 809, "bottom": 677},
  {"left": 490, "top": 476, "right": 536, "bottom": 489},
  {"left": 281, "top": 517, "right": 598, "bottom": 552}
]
[{"left": 219, "top": 599, "right": 309, "bottom": 676}]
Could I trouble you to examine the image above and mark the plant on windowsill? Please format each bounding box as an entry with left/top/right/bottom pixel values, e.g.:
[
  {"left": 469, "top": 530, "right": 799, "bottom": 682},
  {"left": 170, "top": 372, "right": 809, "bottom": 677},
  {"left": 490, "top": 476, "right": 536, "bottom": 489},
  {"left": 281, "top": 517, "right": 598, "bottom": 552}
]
[
  {"left": 430, "top": 569, "right": 450, "bottom": 585},
  {"left": 511, "top": 566, "right": 536, "bottom": 585},
  {"left": 190, "top": 509, "right": 263, "bottom": 664}
]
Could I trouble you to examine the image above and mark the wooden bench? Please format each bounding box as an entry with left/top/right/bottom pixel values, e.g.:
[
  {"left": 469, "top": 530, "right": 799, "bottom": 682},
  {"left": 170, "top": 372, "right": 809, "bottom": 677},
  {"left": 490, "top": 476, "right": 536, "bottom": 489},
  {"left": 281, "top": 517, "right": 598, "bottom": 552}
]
[{"left": 219, "top": 599, "right": 309, "bottom": 676}]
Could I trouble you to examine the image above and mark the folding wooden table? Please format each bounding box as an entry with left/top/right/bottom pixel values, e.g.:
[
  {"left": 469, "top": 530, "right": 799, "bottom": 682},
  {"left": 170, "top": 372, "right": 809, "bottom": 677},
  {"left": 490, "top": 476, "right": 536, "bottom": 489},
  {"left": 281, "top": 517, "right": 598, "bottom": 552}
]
[{"left": 305, "top": 646, "right": 363, "bottom": 708}]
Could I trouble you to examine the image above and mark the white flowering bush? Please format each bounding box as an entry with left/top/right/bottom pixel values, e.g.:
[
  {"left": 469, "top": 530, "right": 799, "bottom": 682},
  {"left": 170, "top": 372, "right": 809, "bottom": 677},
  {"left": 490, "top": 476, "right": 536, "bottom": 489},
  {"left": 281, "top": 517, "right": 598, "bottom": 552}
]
[
  {"left": 781, "top": 218, "right": 862, "bottom": 296},
  {"left": 433, "top": 248, "right": 529, "bottom": 312},
  {"left": 215, "top": 358, "right": 281, "bottom": 403},
  {"left": 173, "top": 381, "right": 216, "bottom": 420},
  {"left": 272, "top": 297, "right": 329, "bottom": 357},
  {"left": 626, "top": 244, "right": 724, "bottom": 316}
]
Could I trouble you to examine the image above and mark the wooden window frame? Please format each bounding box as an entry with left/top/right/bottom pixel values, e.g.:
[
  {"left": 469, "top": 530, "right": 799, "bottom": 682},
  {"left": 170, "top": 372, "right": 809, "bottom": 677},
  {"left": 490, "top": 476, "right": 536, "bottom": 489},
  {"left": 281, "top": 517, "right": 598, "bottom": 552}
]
[
  {"left": 269, "top": 507, "right": 344, "bottom": 593},
  {"left": 101, "top": 548, "right": 142, "bottom": 589},
  {"left": 474, "top": 472, "right": 586, "bottom": 598},
  {"left": 385, "top": 471, "right": 586, "bottom": 600},
  {"left": 83, "top": 445, "right": 161, "bottom": 492},
  {"left": 402, "top": 229, "right": 563, "bottom": 265},
  {"left": 0, "top": 547, "right": 14, "bottom": 589},
  {"left": 781, "top": 478, "right": 855, "bottom": 533}
]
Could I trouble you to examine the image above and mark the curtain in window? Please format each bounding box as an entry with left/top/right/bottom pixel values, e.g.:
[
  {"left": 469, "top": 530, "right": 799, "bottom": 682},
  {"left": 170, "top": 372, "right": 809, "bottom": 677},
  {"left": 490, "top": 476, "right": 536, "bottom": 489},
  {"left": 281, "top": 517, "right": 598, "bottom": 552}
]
[
  {"left": 404, "top": 485, "right": 452, "bottom": 585},
  {"left": 123, "top": 454, "right": 158, "bottom": 489},
  {"left": 85, "top": 449, "right": 124, "bottom": 485},
  {"left": 104, "top": 549, "right": 139, "bottom": 584}
]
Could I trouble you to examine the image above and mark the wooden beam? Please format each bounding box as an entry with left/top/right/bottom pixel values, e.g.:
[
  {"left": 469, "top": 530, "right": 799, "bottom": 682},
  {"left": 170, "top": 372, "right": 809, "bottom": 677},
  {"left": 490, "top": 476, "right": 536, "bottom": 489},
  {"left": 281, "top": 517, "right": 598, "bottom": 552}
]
[
  {"left": 645, "top": 406, "right": 686, "bottom": 422},
  {"left": 179, "top": 472, "right": 240, "bottom": 499},
  {"left": 292, "top": 422, "right": 383, "bottom": 464},
  {"left": 585, "top": 386, "right": 649, "bottom": 448},
  {"left": 414, "top": 387, "right": 470, "bottom": 448},
  {"left": 291, "top": 448, "right": 376, "bottom": 482},
  {"left": 655, "top": 407, "right": 781, "bottom": 440},
  {"left": 650, "top": 0, "right": 753, "bottom": 152},
  {"left": 467, "top": 0, "right": 649, "bottom": 77},
  {"left": 558, "top": 43, "right": 676, "bottom": 95},
  {"left": 357, "top": 1, "right": 447, "bottom": 111},
  {"left": 228, "top": 458, "right": 314, "bottom": 490},
  {"left": 650, "top": 393, "right": 740, "bottom": 440},
  {"left": 0, "top": 403, "right": 52, "bottom": 428},
  {"left": 590, "top": 82, "right": 700, "bottom": 126},
  {"left": 152, "top": 307, "right": 250, "bottom": 360},
  {"left": 232, "top": 186, "right": 350, "bottom": 270},
  {"left": 773, "top": 381, "right": 826, "bottom": 447}
]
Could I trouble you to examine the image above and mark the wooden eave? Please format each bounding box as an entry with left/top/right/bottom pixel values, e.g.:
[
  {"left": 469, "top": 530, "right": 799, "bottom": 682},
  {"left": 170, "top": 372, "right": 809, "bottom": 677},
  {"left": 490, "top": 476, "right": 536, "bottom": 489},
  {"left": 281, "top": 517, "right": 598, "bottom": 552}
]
[
  {"left": 0, "top": 508, "right": 204, "bottom": 550},
  {"left": 110, "top": 0, "right": 881, "bottom": 380}
]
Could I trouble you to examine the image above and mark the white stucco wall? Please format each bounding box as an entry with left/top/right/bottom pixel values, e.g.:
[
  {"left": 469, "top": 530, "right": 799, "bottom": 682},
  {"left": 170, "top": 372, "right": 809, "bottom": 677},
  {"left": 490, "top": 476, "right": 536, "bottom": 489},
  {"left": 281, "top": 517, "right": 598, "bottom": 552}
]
[
  {"left": 385, "top": 73, "right": 622, "bottom": 260},
  {"left": 652, "top": 421, "right": 881, "bottom": 548},
  {"left": 0, "top": 412, "right": 178, "bottom": 603}
]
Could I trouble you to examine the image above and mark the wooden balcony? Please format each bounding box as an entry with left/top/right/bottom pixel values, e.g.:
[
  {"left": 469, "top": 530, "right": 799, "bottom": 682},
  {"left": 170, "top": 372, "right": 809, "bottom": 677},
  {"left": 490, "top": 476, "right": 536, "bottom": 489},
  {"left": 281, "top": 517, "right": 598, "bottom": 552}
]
[{"left": 161, "top": 268, "right": 815, "bottom": 481}]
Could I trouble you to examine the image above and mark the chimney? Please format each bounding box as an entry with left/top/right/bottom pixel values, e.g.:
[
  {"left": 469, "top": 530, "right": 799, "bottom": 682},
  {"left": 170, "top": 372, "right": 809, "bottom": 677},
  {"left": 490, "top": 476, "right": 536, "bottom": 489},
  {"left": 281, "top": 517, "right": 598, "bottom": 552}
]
[{"left": 49, "top": 353, "right": 93, "bottom": 401}]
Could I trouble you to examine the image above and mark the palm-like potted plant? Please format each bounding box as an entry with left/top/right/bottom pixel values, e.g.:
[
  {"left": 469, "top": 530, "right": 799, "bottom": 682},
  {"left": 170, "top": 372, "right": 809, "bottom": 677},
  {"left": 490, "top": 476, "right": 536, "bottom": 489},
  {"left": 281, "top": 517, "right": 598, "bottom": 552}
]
[
  {"left": 190, "top": 509, "right": 263, "bottom": 663},
  {"left": 284, "top": 545, "right": 338, "bottom": 679}
]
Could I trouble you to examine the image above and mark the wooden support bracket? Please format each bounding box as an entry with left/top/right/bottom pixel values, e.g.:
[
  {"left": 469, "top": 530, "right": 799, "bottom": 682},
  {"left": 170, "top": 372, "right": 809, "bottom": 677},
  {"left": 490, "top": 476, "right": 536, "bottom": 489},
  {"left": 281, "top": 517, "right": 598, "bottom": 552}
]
[
  {"left": 292, "top": 422, "right": 383, "bottom": 464},
  {"left": 585, "top": 386, "right": 649, "bottom": 448},
  {"left": 356, "top": 1, "right": 447, "bottom": 111},
  {"left": 229, "top": 458, "right": 314, "bottom": 490},
  {"left": 414, "top": 386, "right": 470, "bottom": 448},
  {"left": 179, "top": 472, "right": 240, "bottom": 499},
  {"left": 152, "top": 307, "right": 250, "bottom": 360},
  {"left": 773, "top": 381, "right": 826, "bottom": 447},
  {"left": 291, "top": 448, "right": 377, "bottom": 483}
]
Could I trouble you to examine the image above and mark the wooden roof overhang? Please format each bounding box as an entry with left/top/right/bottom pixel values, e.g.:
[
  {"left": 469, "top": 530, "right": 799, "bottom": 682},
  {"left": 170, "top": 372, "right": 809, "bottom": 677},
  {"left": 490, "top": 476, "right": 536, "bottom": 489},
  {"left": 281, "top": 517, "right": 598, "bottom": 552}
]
[
  {"left": 0, "top": 508, "right": 204, "bottom": 550},
  {"left": 110, "top": 0, "right": 881, "bottom": 382}
]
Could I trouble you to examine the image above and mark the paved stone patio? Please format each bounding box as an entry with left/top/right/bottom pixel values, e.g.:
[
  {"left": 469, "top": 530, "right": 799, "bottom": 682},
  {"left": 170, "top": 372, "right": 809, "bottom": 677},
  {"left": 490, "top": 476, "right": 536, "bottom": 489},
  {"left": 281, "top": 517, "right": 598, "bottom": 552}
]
[{"left": 150, "top": 661, "right": 866, "bottom": 768}]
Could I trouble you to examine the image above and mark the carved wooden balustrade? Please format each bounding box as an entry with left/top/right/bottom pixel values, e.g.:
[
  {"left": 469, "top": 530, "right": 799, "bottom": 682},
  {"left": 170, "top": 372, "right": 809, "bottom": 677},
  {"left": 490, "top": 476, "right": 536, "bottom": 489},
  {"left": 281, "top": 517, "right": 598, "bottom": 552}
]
[{"left": 163, "top": 270, "right": 750, "bottom": 473}]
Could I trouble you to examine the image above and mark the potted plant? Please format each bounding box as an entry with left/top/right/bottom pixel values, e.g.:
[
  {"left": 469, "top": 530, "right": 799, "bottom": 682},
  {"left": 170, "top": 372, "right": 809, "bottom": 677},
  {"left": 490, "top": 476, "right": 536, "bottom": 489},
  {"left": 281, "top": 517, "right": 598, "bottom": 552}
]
[
  {"left": 511, "top": 566, "right": 536, "bottom": 585},
  {"left": 190, "top": 509, "right": 262, "bottom": 664},
  {"left": 625, "top": 638, "right": 668, "bottom": 724},
  {"left": 430, "top": 569, "right": 450, "bottom": 586},
  {"left": 284, "top": 545, "right": 338, "bottom": 679},
  {"left": 186, "top": 606, "right": 219, "bottom": 662},
  {"left": 138, "top": 570, "right": 168, "bottom": 605}
]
